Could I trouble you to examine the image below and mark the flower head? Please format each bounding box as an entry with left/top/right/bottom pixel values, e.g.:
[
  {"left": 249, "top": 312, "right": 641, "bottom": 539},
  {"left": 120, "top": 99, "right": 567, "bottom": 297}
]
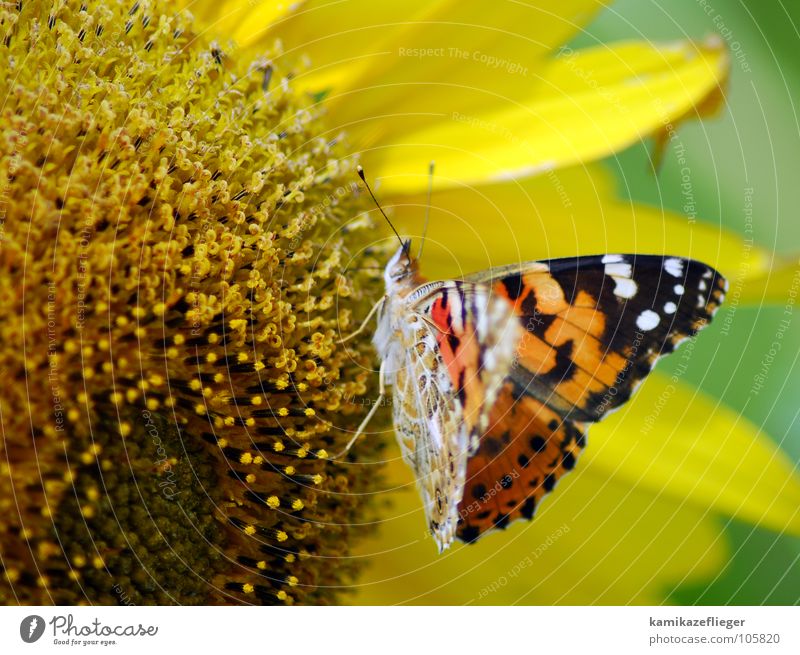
[{"left": 0, "top": 0, "right": 384, "bottom": 604}]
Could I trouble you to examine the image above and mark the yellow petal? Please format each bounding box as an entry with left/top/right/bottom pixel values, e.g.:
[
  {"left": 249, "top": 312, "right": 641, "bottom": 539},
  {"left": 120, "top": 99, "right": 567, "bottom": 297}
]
[
  {"left": 366, "top": 38, "right": 729, "bottom": 194},
  {"left": 384, "top": 163, "right": 769, "bottom": 284},
  {"left": 737, "top": 257, "right": 800, "bottom": 305},
  {"left": 352, "top": 372, "right": 799, "bottom": 603},
  {"left": 181, "top": 0, "right": 299, "bottom": 44},
  {"left": 297, "top": 2, "right": 609, "bottom": 118},
  {"left": 235, "top": 1, "right": 607, "bottom": 100},
  {"left": 594, "top": 372, "right": 800, "bottom": 536},
  {"left": 351, "top": 447, "right": 725, "bottom": 604}
]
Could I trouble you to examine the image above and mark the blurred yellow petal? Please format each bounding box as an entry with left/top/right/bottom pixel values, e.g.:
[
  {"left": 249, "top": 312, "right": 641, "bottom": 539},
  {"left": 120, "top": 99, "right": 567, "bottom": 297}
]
[
  {"left": 595, "top": 373, "right": 800, "bottom": 536},
  {"left": 737, "top": 257, "right": 800, "bottom": 305},
  {"left": 384, "top": 163, "right": 769, "bottom": 284},
  {"left": 352, "top": 372, "right": 799, "bottom": 604},
  {"left": 182, "top": 0, "right": 299, "bottom": 44},
  {"left": 365, "top": 38, "right": 728, "bottom": 193},
  {"left": 244, "top": 0, "right": 607, "bottom": 101},
  {"left": 352, "top": 446, "right": 726, "bottom": 604}
]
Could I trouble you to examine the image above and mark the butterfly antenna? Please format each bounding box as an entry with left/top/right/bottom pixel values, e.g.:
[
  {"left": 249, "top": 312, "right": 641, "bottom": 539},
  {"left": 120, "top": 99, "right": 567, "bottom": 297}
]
[
  {"left": 357, "top": 165, "right": 405, "bottom": 252},
  {"left": 417, "top": 160, "right": 435, "bottom": 260}
]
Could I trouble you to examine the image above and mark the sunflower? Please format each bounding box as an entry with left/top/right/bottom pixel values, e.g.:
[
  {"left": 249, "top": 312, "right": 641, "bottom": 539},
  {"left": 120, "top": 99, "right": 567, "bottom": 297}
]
[{"left": 0, "top": 0, "right": 797, "bottom": 606}]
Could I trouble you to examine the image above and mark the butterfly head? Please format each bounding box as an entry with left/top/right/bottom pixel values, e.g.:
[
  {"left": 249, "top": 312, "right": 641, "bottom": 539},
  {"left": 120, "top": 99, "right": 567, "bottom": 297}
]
[{"left": 384, "top": 240, "right": 417, "bottom": 287}]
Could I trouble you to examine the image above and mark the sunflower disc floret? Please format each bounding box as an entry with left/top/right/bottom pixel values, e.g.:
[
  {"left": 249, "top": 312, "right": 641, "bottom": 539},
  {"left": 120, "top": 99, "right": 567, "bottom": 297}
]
[{"left": 0, "top": 0, "right": 385, "bottom": 605}]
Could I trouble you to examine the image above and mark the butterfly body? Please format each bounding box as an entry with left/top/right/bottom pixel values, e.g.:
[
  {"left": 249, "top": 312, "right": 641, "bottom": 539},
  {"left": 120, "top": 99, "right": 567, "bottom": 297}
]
[
  {"left": 372, "top": 244, "right": 727, "bottom": 551},
  {"left": 373, "top": 244, "right": 521, "bottom": 549}
]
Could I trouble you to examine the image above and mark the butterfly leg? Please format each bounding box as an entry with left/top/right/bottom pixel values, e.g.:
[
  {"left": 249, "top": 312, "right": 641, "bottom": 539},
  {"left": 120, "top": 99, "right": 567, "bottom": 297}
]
[
  {"left": 338, "top": 295, "right": 386, "bottom": 344},
  {"left": 333, "top": 360, "right": 386, "bottom": 459}
]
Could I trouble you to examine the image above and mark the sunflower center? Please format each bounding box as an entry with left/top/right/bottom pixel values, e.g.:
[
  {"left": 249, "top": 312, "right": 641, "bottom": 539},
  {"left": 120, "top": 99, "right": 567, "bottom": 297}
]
[{"left": 0, "top": 0, "right": 386, "bottom": 605}]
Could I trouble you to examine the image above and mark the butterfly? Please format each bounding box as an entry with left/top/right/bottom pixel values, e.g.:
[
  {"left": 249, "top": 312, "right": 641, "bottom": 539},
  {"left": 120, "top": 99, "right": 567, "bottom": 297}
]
[{"left": 344, "top": 170, "right": 727, "bottom": 552}]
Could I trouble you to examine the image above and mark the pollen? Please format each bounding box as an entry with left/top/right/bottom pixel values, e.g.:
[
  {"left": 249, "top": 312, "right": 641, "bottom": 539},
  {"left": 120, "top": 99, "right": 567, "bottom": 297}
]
[{"left": 0, "top": 0, "right": 386, "bottom": 607}]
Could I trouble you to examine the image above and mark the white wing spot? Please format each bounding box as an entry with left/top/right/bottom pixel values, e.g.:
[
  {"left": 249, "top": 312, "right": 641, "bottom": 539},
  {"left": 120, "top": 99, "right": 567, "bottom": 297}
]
[
  {"left": 664, "top": 301, "right": 677, "bottom": 314},
  {"left": 636, "top": 309, "right": 661, "bottom": 331},
  {"left": 613, "top": 277, "right": 638, "bottom": 299},
  {"left": 664, "top": 258, "right": 684, "bottom": 277},
  {"left": 605, "top": 262, "right": 632, "bottom": 278},
  {"left": 698, "top": 280, "right": 707, "bottom": 291},
  {"left": 604, "top": 260, "right": 637, "bottom": 298},
  {"left": 674, "top": 284, "right": 685, "bottom": 295}
]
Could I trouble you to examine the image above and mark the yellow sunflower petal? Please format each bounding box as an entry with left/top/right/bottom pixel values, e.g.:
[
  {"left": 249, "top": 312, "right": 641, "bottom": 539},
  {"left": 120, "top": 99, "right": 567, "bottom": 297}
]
[
  {"left": 292, "top": 2, "right": 609, "bottom": 118},
  {"left": 353, "top": 373, "right": 799, "bottom": 604},
  {"left": 181, "top": 0, "right": 299, "bottom": 44},
  {"left": 594, "top": 373, "right": 800, "bottom": 536},
  {"left": 385, "top": 163, "right": 769, "bottom": 284},
  {"left": 365, "top": 38, "right": 728, "bottom": 194},
  {"left": 352, "top": 450, "right": 725, "bottom": 604},
  {"left": 738, "top": 258, "right": 800, "bottom": 305},
  {"left": 232, "top": 1, "right": 607, "bottom": 98}
]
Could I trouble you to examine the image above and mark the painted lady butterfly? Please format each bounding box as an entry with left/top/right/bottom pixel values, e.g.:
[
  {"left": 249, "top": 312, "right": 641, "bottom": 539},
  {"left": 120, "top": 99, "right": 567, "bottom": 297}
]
[{"left": 345, "top": 169, "right": 727, "bottom": 552}]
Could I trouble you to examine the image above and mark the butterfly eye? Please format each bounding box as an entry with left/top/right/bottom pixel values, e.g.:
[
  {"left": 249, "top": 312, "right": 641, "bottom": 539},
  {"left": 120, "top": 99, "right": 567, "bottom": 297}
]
[
  {"left": 388, "top": 258, "right": 411, "bottom": 280},
  {"left": 390, "top": 264, "right": 407, "bottom": 279}
]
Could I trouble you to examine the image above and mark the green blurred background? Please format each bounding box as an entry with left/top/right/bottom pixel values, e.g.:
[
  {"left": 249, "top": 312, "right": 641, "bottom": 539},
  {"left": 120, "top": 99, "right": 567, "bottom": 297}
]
[{"left": 577, "top": 0, "right": 800, "bottom": 603}]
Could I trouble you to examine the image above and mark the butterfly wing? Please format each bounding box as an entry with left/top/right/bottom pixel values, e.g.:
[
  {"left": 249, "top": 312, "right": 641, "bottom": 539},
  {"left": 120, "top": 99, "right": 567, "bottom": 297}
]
[
  {"left": 466, "top": 254, "right": 727, "bottom": 421},
  {"left": 457, "top": 387, "right": 587, "bottom": 543},
  {"left": 392, "top": 281, "right": 522, "bottom": 550},
  {"left": 456, "top": 254, "right": 727, "bottom": 542}
]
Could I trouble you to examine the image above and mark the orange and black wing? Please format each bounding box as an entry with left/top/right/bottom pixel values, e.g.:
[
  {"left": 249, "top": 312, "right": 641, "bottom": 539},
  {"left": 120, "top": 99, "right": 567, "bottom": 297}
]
[
  {"left": 456, "top": 254, "right": 727, "bottom": 542},
  {"left": 456, "top": 387, "right": 586, "bottom": 543}
]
